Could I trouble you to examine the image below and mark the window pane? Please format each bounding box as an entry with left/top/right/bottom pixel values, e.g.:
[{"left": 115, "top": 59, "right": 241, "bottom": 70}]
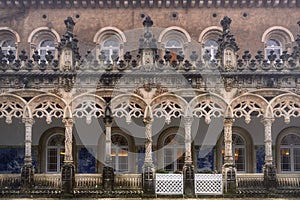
[
  {"left": 164, "top": 148, "right": 173, "bottom": 171},
  {"left": 281, "top": 148, "right": 291, "bottom": 171},
  {"left": 204, "top": 39, "right": 218, "bottom": 60},
  {"left": 165, "top": 39, "right": 183, "bottom": 54},
  {"left": 266, "top": 39, "right": 281, "bottom": 60},
  {"left": 294, "top": 148, "right": 300, "bottom": 171},
  {"left": 47, "top": 149, "right": 57, "bottom": 172}
]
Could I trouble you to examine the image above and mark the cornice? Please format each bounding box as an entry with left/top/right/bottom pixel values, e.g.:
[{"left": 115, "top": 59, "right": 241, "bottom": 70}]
[{"left": 0, "top": 0, "right": 299, "bottom": 9}]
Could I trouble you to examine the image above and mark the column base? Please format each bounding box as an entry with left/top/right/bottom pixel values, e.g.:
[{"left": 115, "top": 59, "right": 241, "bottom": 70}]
[
  {"left": 61, "top": 162, "right": 75, "bottom": 197},
  {"left": 102, "top": 165, "right": 114, "bottom": 191},
  {"left": 263, "top": 164, "right": 277, "bottom": 189},
  {"left": 142, "top": 162, "right": 155, "bottom": 197},
  {"left": 183, "top": 162, "right": 194, "bottom": 196},
  {"left": 21, "top": 164, "right": 34, "bottom": 190},
  {"left": 222, "top": 163, "right": 236, "bottom": 194}
]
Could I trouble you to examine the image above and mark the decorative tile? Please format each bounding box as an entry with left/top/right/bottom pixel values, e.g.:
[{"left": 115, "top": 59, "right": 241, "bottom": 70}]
[
  {"left": 0, "top": 148, "right": 24, "bottom": 173},
  {"left": 197, "top": 147, "right": 214, "bottom": 171},
  {"left": 78, "top": 147, "right": 96, "bottom": 173},
  {"left": 256, "top": 145, "right": 265, "bottom": 173}
]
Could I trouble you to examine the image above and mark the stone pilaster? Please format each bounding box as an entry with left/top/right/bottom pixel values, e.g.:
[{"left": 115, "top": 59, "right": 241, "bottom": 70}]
[
  {"left": 262, "top": 117, "right": 277, "bottom": 189},
  {"left": 222, "top": 117, "right": 236, "bottom": 194},
  {"left": 183, "top": 117, "right": 194, "bottom": 196},
  {"left": 21, "top": 118, "right": 34, "bottom": 190},
  {"left": 142, "top": 117, "right": 155, "bottom": 197},
  {"left": 61, "top": 118, "right": 75, "bottom": 197}
]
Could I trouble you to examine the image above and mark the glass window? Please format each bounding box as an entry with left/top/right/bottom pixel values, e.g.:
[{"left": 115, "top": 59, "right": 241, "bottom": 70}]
[
  {"left": 222, "top": 133, "right": 246, "bottom": 172},
  {"left": 47, "top": 134, "right": 65, "bottom": 173},
  {"left": 1, "top": 39, "right": 16, "bottom": 56},
  {"left": 280, "top": 134, "right": 300, "bottom": 172},
  {"left": 111, "top": 134, "right": 128, "bottom": 173},
  {"left": 163, "top": 134, "right": 184, "bottom": 172},
  {"left": 101, "top": 38, "right": 120, "bottom": 63},
  {"left": 204, "top": 39, "right": 218, "bottom": 60},
  {"left": 38, "top": 40, "right": 55, "bottom": 62},
  {"left": 165, "top": 39, "right": 183, "bottom": 55},
  {"left": 266, "top": 39, "right": 282, "bottom": 60}
]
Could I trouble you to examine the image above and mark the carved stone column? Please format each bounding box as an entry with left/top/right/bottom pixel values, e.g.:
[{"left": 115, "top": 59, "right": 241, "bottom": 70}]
[
  {"left": 142, "top": 117, "right": 155, "bottom": 196},
  {"left": 222, "top": 117, "right": 236, "bottom": 194},
  {"left": 262, "top": 117, "right": 276, "bottom": 189},
  {"left": 21, "top": 118, "right": 34, "bottom": 190},
  {"left": 102, "top": 106, "right": 114, "bottom": 191},
  {"left": 61, "top": 118, "right": 75, "bottom": 197},
  {"left": 183, "top": 117, "right": 194, "bottom": 196}
]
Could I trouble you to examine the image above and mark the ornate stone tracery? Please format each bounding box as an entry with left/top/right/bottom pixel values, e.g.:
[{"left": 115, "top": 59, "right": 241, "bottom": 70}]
[{"left": 152, "top": 100, "right": 184, "bottom": 124}]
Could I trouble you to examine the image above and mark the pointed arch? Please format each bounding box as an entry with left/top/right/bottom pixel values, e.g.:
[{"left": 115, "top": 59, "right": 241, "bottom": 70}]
[
  {"left": 0, "top": 93, "right": 27, "bottom": 123},
  {"left": 269, "top": 93, "right": 300, "bottom": 123},
  {"left": 189, "top": 93, "right": 228, "bottom": 124},
  {"left": 111, "top": 93, "right": 147, "bottom": 123},
  {"left": 28, "top": 94, "right": 67, "bottom": 124},
  {"left": 150, "top": 94, "right": 188, "bottom": 124},
  {"left": 70, "top": 94, "right": 106, "bottom": 124},
  {"left": 230, "top": 93, "right": 269, "bottom": 124}
]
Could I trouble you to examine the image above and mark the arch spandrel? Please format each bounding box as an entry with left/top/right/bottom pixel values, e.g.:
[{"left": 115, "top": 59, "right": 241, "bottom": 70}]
[
  {"left": 189, "top": 93, "right": 228, "bottom": 124},
  {"left": 111, "top": 94, "right": 147, "bottom": 123},
  {"left": 70, "top": 94, "right": 106, "bottom": 124},
  {"left": 0, "top": 93, "right": 27, "bottom": 124},
  {"left": 270, "top": 93, "right": 300, "bottom": 124},
  {"left": 150, "top": 94, "right": 188, "bottom": 124},
  {"left": 230, "top": 93, "right": 269, "bottom": 124},
  {"left": 28, "top": 94, "right": 67, "bottom": 124}
]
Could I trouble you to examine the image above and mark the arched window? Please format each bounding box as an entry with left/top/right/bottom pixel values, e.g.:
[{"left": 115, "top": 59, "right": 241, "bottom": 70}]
[
  {"left": 266, "top": 39, "right": 282, "bottom": 60},
  {"left": 1, "top": 39, "right": 16, "bottom": 55},
  {"left": 111, "top": 134, "right": 128, "bottom": 173},
  {"left": 221, "top": 133, "right": 246, "bottom": 172},
  {"left": 101, "top": 38, "right": 120, "bottom": 63},
  {"left": 165, "top": 39, "right": 183, "bottom": 55},
  {"left": 280, "top": 134, "right": 300, "bottom": 172},
  {"left": 38, "top": 39, "right": 55, "bottom": 62},
  {"left": 163, "top": 134, "right": 185, "bottom": 172},
  {"left": 46, "top": 134, "right": 65, "bottom": 173},
  {"left": 203, "top": 39, "right": 218, "bottom": 60}
]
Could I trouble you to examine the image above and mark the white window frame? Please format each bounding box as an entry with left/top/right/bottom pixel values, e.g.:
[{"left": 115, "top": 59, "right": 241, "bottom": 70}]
[
  {"left": 203, "top": 39, "right": 218, "bottom": 60},
  {"left": 38, "top": 39, "right": 56, "bottom": 62},
  {"left": 46, "top": 134, "right": 65, "bottom": 173},
  {"left": 101, "top": 38, "right": 120, "bottom": 63},
  {"left": 111, "top": 134, "right": 129, "bottom": 174},
  {"left": 280, "top": 134, "right": 300, "bottom": 173},
  {"left": 266, "top": 39, "right": 282, "bottom": 61}
]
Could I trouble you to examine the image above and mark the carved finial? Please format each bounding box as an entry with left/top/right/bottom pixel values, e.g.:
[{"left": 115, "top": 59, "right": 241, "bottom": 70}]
[
  {"left": 221, "top": 16, "right": 232, "bottom": 33},
  {"left": 143, "top": 16, "right": 153, "bottom": 28},
  {"left": 64, "top": 16, "right": 75, "bottom": 34}
]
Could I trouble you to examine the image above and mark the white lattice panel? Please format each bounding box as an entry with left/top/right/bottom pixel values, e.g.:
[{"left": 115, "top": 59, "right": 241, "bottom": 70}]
[
  {"left": 195, "top": 174, "right": 223, "bottom": 195},
  {"left": 156, "top": 174, "right": 183, "bottom": 195}
]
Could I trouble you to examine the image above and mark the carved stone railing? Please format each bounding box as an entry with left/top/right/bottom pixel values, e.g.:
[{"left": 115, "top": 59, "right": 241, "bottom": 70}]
[
  {"left": 0, "top": 174, "right": 21, "bottom": 189},
  {"left": 236, "top": 173, "right": 264, "bottom": 188},
  {"left": 75, "top": 174, "right": 102, "bottom": 189},
  {"left": 277, "top": 174, "right": 300, "bottom": 188},
  {"left": 115, "top": 174, "right": 142, "bottom": 189},
  {"left": 33, "top": 174, "right": 61, "bottom": 189}
]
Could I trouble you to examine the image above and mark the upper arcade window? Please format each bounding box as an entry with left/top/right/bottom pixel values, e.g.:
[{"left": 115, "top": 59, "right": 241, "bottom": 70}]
[
  {"left": 280, "top": 134, "right": 300, "bottom": 173},
  {"left": 46, "top": 134, "right": 65, "bottom": 173},
  {"left": 28, "top": 27, "right": 60, "bottom": 61},
  {"left": 38, "top": 39, "right": 55, "bottom": 62},
  {"left": 0, "top": 39, "right": 16, "bottom": 56},
  {"left": 101, "top": 38, "right": 120, "bottom": 63},
  {"left": 203, "top": 39, "right": 218, "bottom": 60},
  {"left": 266, "top": 39, "right": 282, "bottom": 60},
  {"left": 111, "top": 134, "right": 129, "bottom": 173}
]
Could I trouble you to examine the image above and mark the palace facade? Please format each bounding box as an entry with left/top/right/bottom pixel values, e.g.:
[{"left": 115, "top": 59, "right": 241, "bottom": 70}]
[{"left": 0, "top": 0, "right": 300, "bottom": 196}]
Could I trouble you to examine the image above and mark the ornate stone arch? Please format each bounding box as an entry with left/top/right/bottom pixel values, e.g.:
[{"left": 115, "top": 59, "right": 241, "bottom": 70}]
[
  {"left": 189, "top": 93, "right": 227, "bottom": 124},
  {"left": 0, "top": 27, "right": 20, "bottom": 57},
  {"left": 230, "top": 93, "right": 269, "bottom": 123},
  {"left": 198, "top": 26, "right": 222, "bottom": 43},
  {"left": 270, "top": 93, "right": 300, "bottom": 124},
  {"left": 111, "top": 93, "right": 147, "bottom": 123},
  {"left": 27, "top": 27, "right": 60, "bottom": 59},
  {"left": 28, "top": 94, "right": 66, "bottom": 124},
  {"left": 0, "top": 93, "right": 27, "bottom": 124},
  {"left": 70, "top": 94, "right": 106, "bottom": 124},
  {"left": 150, "top": 94, "right": 187, "bottom": 124}
]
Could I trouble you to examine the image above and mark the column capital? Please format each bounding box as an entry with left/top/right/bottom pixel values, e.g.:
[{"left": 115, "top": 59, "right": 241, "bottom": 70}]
[
  {"left": 262, "top": 117, "right": 274, "bottom": 125},
  {"left": 224, "top": 117, "right": 234, "bottom": 125},
  {"left": 22, "top": 118, "right": 34, "bottom": 125},
  {"left": 62, "top": 117, "right": 74, "bottom": 126},
  {"left": 143, "top": 117, "right": 153, "bottom": 125}
]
